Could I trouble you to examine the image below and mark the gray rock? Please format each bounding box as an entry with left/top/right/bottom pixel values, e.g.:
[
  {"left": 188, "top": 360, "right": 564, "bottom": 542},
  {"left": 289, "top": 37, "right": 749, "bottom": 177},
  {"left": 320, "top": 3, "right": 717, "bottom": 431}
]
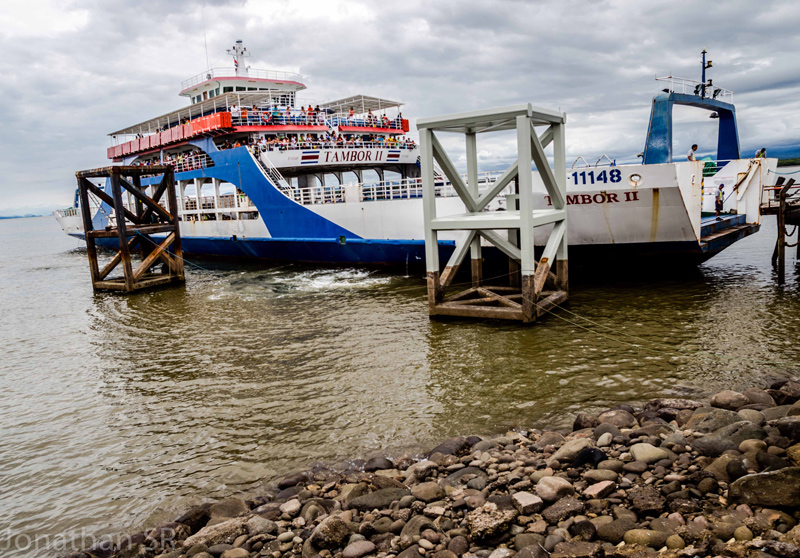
[
  {"left": 516, "top": 545, "right": 548, "bottom": 558},
  {"left": 182, "top": 518, "right": 247, "bottom": 549},
  {"left": 512, "top": 492, "right": 544, "bottom": 515},
  {"left": 593, "top": 423, "right": 622, "bottom": 439},
  {"left": 400, "top": 514, "right": 435, "bottom": 545},
  {"left": 773, "top": 416, "right": 800, "bottom": 442},
  {"left": 535, "top": 476, "right": 575, "bottom": 502},
  {"left": 596, "top": 518, "right": 637, "bottom": 544},
  {"left": 763, "top": 405, "right": 793, "bottom": 421},
  {"left": 583, "top": 480, "right": 615, "bottom": 499},
  {"left": 514, "top": 533, "right": 545, "bottom": 550},
  {"left": 738, "top": 409, "right": 766, "bottom": 425},
  {"left": 466, "top": 502, "right": 518, "bottom": 539},
  {"left": 645, "top": 398, "right": 703, "bottom": 412},
  {"left": 597, "top": 409, "right": 637, "bottom": 428},
  {"left": 744, "top": 388, "right": 776, "bottom": 407},
  {"left": 208, "top": 498, "right": 249, "bottom": 520},
  {"left": 447, "top": 535, "right": 470, "bottom": 556},
  {"left": 622, "top": 460, "right": 648, "bottom": 474},
  {"left": 279, "top": 498, "right": 301, "bottom": 516},
  {"left": 246, "top": 515, "right": 277, "bottom": 536},
  {"left": 627, "top": 485, "right": 665, "bottom": 514},
  {"left": 623, "top": 529, "right": 669, "bottom": 548},
  {"left": 488, "top": 548, "right": 515, "bottom": 558},
  {"left": 535, "top": 431, "right": 566, "bottom": 449},
  {"left": 446, "top": 466, "right": 487, "bottom": 485},
  {"left": 584, "top": 469, "right": 617, "bottom": 483},
  {"left": 309, "top": 516, "right": 351, "bottom": 549},
  {"left": 542, "top": 497, "right": 585, "bottom": 524},
  {"left": 551, "top": 541, "right": 603, "bottom": 558},
  {"left": 429, "top": 437, "right": 469, "bottom": 456},
  {"left": 551, "top": 438, "right": 594, "bottom": 462},
  {"left": 596, "top": 432, "right": 613, "bottom": 447},
  {"left": 711, "top": 390, "right": 750, "bottom": 411},
  {"left": 685, "top": 407, "right": 741, "bottom": 433},
  {"left": 692, "top": 421, "right": 767, "bottom": 457},
  {"left": 349, "top": 488, "right": 410, "bottom": 511},
  {"left": 729, "top": 467, "right": 800, "bottom": 507},
  {"left": 411, "top": 481, "right": 444, "bottom": 503},
  {"left": 629, "top": 443, "right": 669, "bottom": 464},
  {"left": 364, "top": 457, "right": 394, "bottom": 472},
  {"left": 342, "top": 540, "right": 377, "bottom": 558}
]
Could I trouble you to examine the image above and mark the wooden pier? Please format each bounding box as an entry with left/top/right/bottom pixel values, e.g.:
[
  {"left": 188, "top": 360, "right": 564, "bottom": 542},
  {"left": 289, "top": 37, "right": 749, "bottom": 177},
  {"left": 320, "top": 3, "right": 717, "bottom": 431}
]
[
  {"left": 418, "top": 104, "right": 568, "bottom": 323},
  {"left": 762, "top": 176, "right": 800, "bottom": 284},
  {"left": 76, "top": 165, "right": 185, "bottom": 293}
]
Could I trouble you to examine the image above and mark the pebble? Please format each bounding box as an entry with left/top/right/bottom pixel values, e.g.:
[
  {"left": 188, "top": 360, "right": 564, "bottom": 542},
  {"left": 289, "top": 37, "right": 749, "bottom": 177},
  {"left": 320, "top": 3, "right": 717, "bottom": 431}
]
[{"left": 71, "top": 378, "right": 800, "bottom": 558}]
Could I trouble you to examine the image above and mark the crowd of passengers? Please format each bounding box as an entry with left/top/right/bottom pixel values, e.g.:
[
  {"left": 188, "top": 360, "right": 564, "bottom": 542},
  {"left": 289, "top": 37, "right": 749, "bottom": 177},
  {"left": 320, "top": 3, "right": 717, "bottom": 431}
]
[
  {"left": 230, "top": 104, "right": 403, "bottom": 128},
  {"left": 217, "top": 133, "right": 416, "bottom": 151},
  {"left": 131, "top": 150, "right": 207, "bottom": 171}
]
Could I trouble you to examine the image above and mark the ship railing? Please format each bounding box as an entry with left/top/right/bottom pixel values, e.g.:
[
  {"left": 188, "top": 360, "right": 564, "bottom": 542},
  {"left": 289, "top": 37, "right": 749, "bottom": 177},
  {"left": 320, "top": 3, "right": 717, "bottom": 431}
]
[
  {"left": 230, "top": 113, "right": 404, "bottom": 130},
  {"left": 289, "top": 170, "right": 506, "bottom": 206},
  {"left": 656, "top": 75, "right": 734, "bottom": 103},
  {"left": 132, "top": 153, "right": 214, "bottom": 176},
  {"left": 55, "top": 207, "right": 79, "bottom": 218},
  {"left": 181, "top": 67, "right": 304, "bottom": 90},
  {"left": 329, "top": 113, "right": 404, "bottom": 130},
  {"left": 254, "top": 141, "right": 416, "bottom": 152},
  {"left": 165, "top": 153, "right": 215, "bottom": 174}
]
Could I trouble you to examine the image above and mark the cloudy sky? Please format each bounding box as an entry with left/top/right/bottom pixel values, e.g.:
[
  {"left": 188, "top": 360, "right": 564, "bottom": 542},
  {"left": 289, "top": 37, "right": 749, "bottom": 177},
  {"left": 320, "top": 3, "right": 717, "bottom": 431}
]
[{"left": 1, "top": 0, "right": 799, "bottom": 215}]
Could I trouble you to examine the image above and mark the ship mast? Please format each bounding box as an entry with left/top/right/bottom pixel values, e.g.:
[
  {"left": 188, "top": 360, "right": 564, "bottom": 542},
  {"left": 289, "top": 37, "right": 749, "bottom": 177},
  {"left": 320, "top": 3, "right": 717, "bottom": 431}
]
[
  {"left": 227, "top": 40, "right": 250, "bottom": 77},
  {"left": 700, "top": 48, "right": 713, "bottom": 99}
]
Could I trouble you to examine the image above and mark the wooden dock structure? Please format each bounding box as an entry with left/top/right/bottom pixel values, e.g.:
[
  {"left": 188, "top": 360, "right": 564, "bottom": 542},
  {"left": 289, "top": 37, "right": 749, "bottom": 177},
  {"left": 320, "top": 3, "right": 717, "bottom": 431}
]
[
  {"left": 762, "top": 176, "right": 800, "bottom": 284},
  {"left": 418, "top": 104, "right": 568, "bottom": 323},
  {"left": 76, "top": 165, "right": 185, "bottom": 292}
]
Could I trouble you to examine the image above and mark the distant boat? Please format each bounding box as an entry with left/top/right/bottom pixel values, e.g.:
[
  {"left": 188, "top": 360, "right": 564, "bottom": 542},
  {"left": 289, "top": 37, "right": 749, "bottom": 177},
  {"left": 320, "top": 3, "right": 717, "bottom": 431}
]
[{"left": 55, "top": 46, "right": 775, "bottom": 265}]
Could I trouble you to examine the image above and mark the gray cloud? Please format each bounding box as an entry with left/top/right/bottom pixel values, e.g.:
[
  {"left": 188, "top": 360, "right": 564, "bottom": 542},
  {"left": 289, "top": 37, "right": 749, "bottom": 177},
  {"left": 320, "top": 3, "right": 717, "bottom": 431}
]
[{"left": 0, "top": 0, "right": 798, "bottom": 214}]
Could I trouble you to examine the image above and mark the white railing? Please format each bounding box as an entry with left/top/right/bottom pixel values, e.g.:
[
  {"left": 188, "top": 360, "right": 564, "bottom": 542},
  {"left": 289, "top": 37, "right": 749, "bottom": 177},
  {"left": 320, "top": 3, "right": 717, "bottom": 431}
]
[
  {"left": 290, "top": 170, "right": 506, "bottom": 206},
  {"left": 251, "top": 150, "right": 294, "bottom": 197},
  {"left": 181, "top": 67, "right": 304, "bottom": 90},
  {"left": 656, "top": 75, "right": 734, "bottom": 103},
  {"left": 247, "top": 141, "right": 417, "bottom": 152},
  {"left": 164, "top": 153, "right": 215, "bottom": 174},
  {"left": 55, "top": 207, "right": 79, "bottom": 218},
  {"left": 230, "top": 112, "right": 404, "bottom": 130}
]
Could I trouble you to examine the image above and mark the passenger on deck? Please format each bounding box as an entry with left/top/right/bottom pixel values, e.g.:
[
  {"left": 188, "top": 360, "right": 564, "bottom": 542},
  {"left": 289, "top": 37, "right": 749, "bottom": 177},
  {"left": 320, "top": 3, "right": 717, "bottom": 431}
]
[
  {"left": 755, "top": 148, "right": 767, "bottom": 158},
  {"left": 687, "top": 144, "right": 698, "bottom": 161},
  {"left": 715, "top": 184, "right": 725, "bottom": 220}
]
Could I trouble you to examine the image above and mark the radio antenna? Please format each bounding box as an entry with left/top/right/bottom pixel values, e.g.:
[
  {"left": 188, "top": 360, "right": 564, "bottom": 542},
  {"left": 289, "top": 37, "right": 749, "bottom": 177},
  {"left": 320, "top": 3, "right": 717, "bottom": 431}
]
[{"left": 202, "top": 5, "right": 210, "bottom": 69}]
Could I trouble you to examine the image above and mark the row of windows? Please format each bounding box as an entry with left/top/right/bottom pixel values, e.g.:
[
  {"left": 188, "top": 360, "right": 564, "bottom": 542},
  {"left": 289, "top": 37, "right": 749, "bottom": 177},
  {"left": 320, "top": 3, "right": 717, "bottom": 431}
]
[{"left": 191, "top": 87, "right": 296, "bottom": 105}]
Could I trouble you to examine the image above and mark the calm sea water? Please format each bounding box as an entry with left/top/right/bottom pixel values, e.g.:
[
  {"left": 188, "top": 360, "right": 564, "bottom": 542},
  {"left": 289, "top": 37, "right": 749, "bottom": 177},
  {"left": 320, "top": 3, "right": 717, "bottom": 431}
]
[{"left": 1, "top": 209, "right": 800, "bottom": 556}]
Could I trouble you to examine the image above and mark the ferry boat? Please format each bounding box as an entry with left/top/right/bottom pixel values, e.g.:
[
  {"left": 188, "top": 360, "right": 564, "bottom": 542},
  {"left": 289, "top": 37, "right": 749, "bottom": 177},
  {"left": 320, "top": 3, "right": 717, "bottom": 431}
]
[{"left": 55, "top": 45, "right": 776, "bottom": 266}]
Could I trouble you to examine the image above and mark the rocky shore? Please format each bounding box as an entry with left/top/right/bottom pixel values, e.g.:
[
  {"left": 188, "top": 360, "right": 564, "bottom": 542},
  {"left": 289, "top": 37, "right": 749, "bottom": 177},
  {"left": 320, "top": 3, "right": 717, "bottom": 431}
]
[{"left": 65, "top": 378, "right": 800, "bottom": 558}]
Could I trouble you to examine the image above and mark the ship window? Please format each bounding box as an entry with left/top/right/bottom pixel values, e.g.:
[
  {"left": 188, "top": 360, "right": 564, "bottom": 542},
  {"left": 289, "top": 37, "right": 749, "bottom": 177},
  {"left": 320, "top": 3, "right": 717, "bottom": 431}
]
[
  {"left": 209, "top": 90, "right": 215, "bottom": 98},
  {"left": 236, "top": 86, "right": 245, "bottom": 91},
  {"left": 223, "top": 86, "right": 233, "bottom": 93},
  {"left": 203, "top": 91, "right": 208, "bottom": 100},
  {"left": 216, "top": 87, "right": 221, "bottom": 95},
  {"left": 247, "top": 87, "right": 256, "bottom": 91}
]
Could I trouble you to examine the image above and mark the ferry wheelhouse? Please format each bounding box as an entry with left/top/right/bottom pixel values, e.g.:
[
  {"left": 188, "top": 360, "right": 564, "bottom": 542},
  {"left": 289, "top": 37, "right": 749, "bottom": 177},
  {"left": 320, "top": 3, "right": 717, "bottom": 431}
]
[{"left": 55, "top": 46, "right": 777, "bottom": 266}]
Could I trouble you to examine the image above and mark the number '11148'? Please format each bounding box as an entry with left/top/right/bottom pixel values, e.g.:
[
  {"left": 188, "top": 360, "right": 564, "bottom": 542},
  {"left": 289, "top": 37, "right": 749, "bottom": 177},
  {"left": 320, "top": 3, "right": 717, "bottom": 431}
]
[{"left": 571, "top": 170, "right": 622, "bottom": 185}]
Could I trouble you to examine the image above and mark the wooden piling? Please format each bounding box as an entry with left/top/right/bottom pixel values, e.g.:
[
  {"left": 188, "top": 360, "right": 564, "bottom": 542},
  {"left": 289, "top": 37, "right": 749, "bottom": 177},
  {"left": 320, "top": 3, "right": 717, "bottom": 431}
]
[{"left": 76, "top": 165, "right": 185, "bottom": 293}]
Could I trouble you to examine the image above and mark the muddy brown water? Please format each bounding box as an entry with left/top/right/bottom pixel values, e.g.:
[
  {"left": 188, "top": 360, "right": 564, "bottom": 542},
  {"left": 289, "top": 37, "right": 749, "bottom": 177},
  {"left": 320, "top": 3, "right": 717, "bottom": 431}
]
[{"left": 1, "top": 212, "right": 799, "bottom": 556}]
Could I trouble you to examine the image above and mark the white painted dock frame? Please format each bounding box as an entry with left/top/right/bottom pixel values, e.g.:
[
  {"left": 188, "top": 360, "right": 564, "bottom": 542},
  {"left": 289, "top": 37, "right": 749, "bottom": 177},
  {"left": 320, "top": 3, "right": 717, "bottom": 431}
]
[{"left": 417, "top": 104, "right": 568, "bottom": 323}]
